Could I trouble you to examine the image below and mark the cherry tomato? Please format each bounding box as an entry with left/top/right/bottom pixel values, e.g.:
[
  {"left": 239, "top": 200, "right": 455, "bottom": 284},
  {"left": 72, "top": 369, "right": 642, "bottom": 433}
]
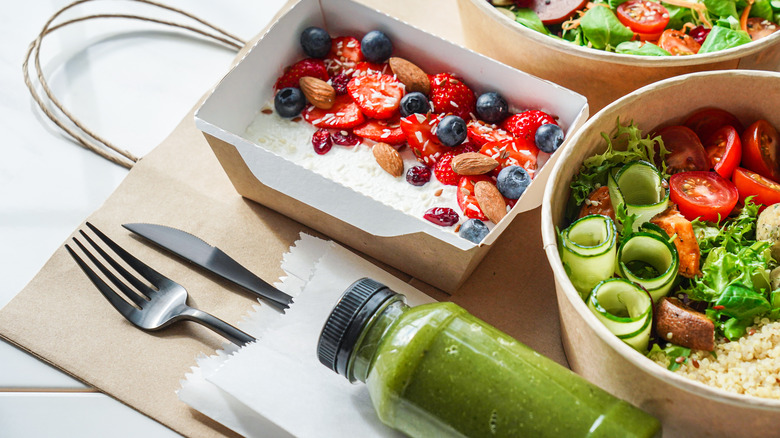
[
  {"left": 746, "top": 17, "right": 779, "bottom": 41},
  {"left": 733, "top": 167, "right": 780, "bottom": 208},
  {"left": 683, "top": 107, "right": 744, "bottom": 140},
  {"left": 527, "top": 0, "right": 588, "bottom": 25},
  {"left": 704, "top": 125, "right": 741, "bottom": 179},
  {"left": 616, "top": 0, "right": 670, "bottom": 40},
  {"left": 657, "top": 29, "right": 701, "bottom": 55},
  {"left": 741, "top": 119, "right": 780, "bottom": 182},
  {"left": 654, "top": 125, "right": 710, "bottom": 174},
  {"left": 670, "top": 171, "right": 738, "bottom": 222}
]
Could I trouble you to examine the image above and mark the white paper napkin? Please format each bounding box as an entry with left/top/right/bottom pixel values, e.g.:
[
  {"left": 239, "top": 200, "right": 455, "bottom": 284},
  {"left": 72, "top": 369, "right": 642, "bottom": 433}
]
[{"left": 178, "top": 233, "right": 435, "bottom": 437}]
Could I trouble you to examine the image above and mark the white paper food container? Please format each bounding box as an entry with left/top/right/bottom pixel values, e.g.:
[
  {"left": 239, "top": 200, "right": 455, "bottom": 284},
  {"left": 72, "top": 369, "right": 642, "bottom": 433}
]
[
  {"left": 459, "top": 0, "right": 780, "bottom": 113},
  {"left": 541, "top": 70, "right": 780, "bottom": 437},
  {"left": 195, "top": 0, "right": 588, "bottom": 293}
]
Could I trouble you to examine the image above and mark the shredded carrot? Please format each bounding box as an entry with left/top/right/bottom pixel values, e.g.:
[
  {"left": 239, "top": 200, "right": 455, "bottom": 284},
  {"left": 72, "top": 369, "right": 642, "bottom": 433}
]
[
  {"left": 741, "top": 0, "right": 754, "bottom": 32},
  {"left": 661, "top": 0, "right": 713, "bottom": 28}
]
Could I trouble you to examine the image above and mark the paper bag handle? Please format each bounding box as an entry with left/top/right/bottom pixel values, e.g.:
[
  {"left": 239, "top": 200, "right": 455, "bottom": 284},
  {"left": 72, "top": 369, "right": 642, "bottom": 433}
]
[{"left": 23, "top": 0, "right": 246, "bottom": 169}]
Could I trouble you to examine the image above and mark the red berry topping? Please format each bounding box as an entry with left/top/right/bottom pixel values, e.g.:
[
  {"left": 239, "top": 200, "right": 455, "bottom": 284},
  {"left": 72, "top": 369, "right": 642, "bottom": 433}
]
[
  {"left": 501, "top": 110, "right": 557, "bottom": 142},
  {"left": 479, "top": 138, "right": 538, "bottom": 177},
  {"left": 400, "top": 112, "right": 451, "bottom": 166},
  {"left": 406, "top": 165, "right": 432, "bottom": 186},
  {"left": 324, "top": 36, "right": 364, "bottom": 75},
  {"left": 330, "top": 73, "right": 351, "bottom": 95},
  {"left": 467, "top": 120, "right": 514, "bottom": 147},
  {"left": 353, "top": 118, "right": 405, "bottom": 145},
  {"left": 351, "top": 61, "right": 391, "bottom": 77},
  {"left": 331, "top": 130, "right": 362, "bottom": 146},
  {"left": 347, "top": 74, "right": 404, "bottom": 119},
  {"left": 423, "top": 207, "right": 460, "bottom": 226},
  {"left": 274, "top": 58, "right": 329, "bottom": 90},
  {"left": 429, "top": 73, "right": 476, "bottom": 120},
  {"left": 434, "top": 153, "right": 460, "bottom": 186},
  {"left": 303, "top": 94, "right": 365, "bottom": 129},
  {"left": 457, "top": 175, "right": 491, "bottom": 221},
  {"left": 312, "top": 129, "right": 333, "bottom": 155},
  {"left": 451, "top": 141, "right": 479, "bottom": 155}
]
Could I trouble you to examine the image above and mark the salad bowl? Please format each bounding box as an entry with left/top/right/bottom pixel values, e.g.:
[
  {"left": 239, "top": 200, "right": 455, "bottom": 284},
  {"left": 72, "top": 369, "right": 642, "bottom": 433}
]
[
  {"left": 459, "top": 0, "right": 780, "bottom": 112},
  {"left": 541, "top": 70, "right": 780, "bottom": 437}
]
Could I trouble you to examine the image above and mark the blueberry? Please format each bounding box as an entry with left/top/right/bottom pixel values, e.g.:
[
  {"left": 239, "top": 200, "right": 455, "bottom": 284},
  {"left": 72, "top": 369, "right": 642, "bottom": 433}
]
[
  {"left": 459, "top": 219, "right": 490, "bottom": 244},
  {"left": 274, "top": 87, "right": 306, "bottom": 118},
  {"left": 496, "top": 165, "right": 531, "bottom": 199},
  {"left": 300, "top": 26, "right": 331, "bottom": 58},
  {"left": 400, "top": 92, "right": 429, "bottom": 117},
  {"left": 436, "top": 115, "right": 467, "bottom": 147},
  {"left": 475, "top": 92, "right": 509, "bottom": 124},
  {"left": 535, "top": 123, "right": 565, "bottom": 153},
  {"left": 361, "top": 30, "right": 393, "bottom": 63}
]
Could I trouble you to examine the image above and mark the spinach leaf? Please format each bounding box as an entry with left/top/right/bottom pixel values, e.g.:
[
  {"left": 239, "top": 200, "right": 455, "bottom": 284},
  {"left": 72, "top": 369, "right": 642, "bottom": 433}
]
[
  {"left": 616, "top": 41, "right": 672, "bottom": 55},
  {"left": 647, "top": 343, "right": 691, "bottom": 371},
  {"left": 663, "top": 3, "right": 695, "bottom": 29},
  {"left": 751, "top": 0, "right": 775, "bottom": 21},
  {"left": 699, "top": 25, "right": 753, "bottom": 53},
  {"left": 715, "top": 283, "right": 771, "bottom": 320},
  {"left": 722, "top": 316, "right": 754, "bottom": 340},
  {"left": 513, "top": 8, "right": 551, "bottom": 34},
  {"left": 703, "top": 0, "right": 739, "bottom": 19},
  {"left": 580, "top": 5, "right": 634, "bottom": 50}
]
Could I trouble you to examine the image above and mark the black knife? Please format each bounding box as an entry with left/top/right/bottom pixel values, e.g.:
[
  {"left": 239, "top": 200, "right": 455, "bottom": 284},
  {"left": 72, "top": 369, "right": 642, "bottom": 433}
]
[{"left": 122, "top": 223, "right": 292, "bottom": 309}]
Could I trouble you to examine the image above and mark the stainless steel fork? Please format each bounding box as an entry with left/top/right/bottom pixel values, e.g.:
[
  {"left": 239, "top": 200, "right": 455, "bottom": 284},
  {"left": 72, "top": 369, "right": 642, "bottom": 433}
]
[{"left": 65, "top": 222, "right": 256, "bottom": 346}]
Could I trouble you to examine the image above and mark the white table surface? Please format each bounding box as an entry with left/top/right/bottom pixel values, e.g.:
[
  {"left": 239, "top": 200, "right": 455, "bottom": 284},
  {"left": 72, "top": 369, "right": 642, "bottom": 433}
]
[{"left": 1, "top": 0, "right": 287, "bottom": 435}]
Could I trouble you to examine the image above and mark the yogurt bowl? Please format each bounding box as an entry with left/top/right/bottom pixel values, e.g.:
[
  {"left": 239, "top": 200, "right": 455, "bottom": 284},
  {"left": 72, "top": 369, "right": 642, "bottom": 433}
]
[{"left": 541, "top": 70, "right": 780, "bottom": 437}]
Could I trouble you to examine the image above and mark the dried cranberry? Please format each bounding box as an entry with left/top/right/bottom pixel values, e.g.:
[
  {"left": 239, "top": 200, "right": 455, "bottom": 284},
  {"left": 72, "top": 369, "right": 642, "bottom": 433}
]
[
  {"left": 332, "top": 130, "right": 362, "bottom": 146},
  {"left": 689, "top": 26, "right": 711, "bottom": 45},
  {"left": 406, "top": 165, "right": 432, "bottom": 186},
  {"left": 312, "top": 128, "right": 333, "bottom": 155},
  {"left": 423, "top": 207, "right": 459, "bottom": 226},
  {"left": 330, "top": 74, "right": 350, "bottom": 95}
]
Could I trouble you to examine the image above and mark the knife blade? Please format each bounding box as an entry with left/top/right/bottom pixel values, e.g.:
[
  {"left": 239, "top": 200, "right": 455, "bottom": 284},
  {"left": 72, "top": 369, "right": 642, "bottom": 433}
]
[{"left": 122, "top": 223, "right": 292, "bottom": 309}]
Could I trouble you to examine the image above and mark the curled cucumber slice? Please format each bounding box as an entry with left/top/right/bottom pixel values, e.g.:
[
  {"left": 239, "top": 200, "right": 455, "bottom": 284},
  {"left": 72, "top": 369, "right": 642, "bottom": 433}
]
[
  {"left": 560, "top": 214, "right": 617, "bottom": 298},
  {"left": 608, "top": 160, "right": 669, "bottom": 231},
  {"left": 618, "top": 232, "right": 678, "bottom": 303},
  {"left": 588, "top": 278, "right": 653, "bottom": 352}
]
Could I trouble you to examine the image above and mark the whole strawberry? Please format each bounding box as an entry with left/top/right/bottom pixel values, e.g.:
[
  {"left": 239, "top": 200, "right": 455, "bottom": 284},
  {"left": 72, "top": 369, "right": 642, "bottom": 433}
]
[
  {"left": 434, "top": 153, "right": 459, "bottom": 186},
  {"left": 501, "top": 110, "right": 557, "bottom": 142},
  {"left": 429, "top": 73, "right": 476, "bottom": 120},
  {"left": 274, "top": 58, "right": 329, "bottom": 90}
]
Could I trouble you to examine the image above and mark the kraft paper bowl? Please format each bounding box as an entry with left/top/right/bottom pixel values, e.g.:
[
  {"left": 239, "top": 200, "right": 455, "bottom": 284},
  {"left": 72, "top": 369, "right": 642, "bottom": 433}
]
[
  {"left": 458, "top": 0, "right": 780, "bottom": 112},
  {"left": 541, "top": 70, "right": 780, "bottom": 437}
]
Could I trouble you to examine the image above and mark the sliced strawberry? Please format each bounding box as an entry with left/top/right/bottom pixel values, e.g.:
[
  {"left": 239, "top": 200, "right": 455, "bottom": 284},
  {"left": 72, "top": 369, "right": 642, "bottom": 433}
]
[
  {"left": 434, "top": 153, "right": 459, "bottom": 186},
  {"left": 400, "top": 113, "right": 451, "bottom": 166},
  {"left": 347, "top": 74, "right": 404, "bottom": 119},
  {"left": 351, "top": 61, "right": 391, "bottom": 77},
  {"left": 501, "top": 110, "right": 557, "bottom": 142},
  {"left": 353, "top": 118, "right": 405, "bottom": 145},
  {"left": 479, "top": 138, "right": 539, "bottom": 178},
  {"left": 451, "top": 141, "right": 479, "bottom": 155},
  {"left": 274, "top": 58, "right": 329, "bottom": 91},
  {"left": 303, "top": 94, "right": 365, "bottom": 129},
  {"left": 467, "top": 120, "right": 514, "bottom": 147},
  {"left": 457, "top": 175, "right": 491, "bottom": 221},
  {"left": 324, "top": 36, "right": 364, "bottom": 75},
  {"left": 429, "top": 73, "right": 476, "bottom": 120}
]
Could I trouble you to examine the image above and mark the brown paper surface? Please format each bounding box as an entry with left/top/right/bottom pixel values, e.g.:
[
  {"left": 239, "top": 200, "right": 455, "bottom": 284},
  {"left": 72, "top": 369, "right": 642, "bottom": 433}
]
[{"left": 0, "top": 1, "right": 565, "bottom": 436}]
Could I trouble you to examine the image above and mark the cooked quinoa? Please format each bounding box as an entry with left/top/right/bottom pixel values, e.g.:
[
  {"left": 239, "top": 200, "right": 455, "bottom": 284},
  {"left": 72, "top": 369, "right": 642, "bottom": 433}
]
[{"left": 650, "top": 317, "right": 780, "bottom": 399}]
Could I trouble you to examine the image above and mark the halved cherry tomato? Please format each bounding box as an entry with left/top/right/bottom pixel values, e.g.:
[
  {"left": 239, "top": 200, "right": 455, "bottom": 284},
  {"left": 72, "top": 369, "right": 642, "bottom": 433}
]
[
  {"left": 704, "top": 125, "right": 741, "bottom": 179},
  {"left": 657, "top": 29, "right": 701, "bottom": 55},
  {"left": 733, "top": 167, "right": 780, "bottom": 208},
  {"left": 741, "top": 119, "right": 780, "bottom": 182},
  {"left": 683, "top": 107, "right": 744, "bottom": 140},
  {"left": 746, "top": 17, "right": 779, "bottom": 41},
  {"left": 669, "top": 171, "right": 738, "bottom": 223},
  {"left": 528, "top": 0, "right": 588, "bottom": 25},
  {"left": 654, "top": 125, "right": 710, "bottom": 174},
  {"left": 617, "top": 0, "right": 670, "bottom": 41}
]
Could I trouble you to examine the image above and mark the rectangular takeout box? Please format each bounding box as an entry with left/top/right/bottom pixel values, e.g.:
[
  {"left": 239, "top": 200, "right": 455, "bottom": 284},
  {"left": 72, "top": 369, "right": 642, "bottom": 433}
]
[{"left": 195, "top": 0, "right": 588, "bottom": 293}]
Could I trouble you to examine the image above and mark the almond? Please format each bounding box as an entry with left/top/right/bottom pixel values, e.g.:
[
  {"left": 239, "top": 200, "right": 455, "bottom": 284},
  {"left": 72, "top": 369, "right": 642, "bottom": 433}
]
[
  {"left": 451, "top": 152, "right": 499, "bottom": 175},
  {"left": 474, "top": 181, "right": 506, "bottom": 224},
  {"left": 373, "top": 142, "right": 404, "bottom": 177},
  {"left": 388, "top": 57, "right": 430, "bottom": 95},
  {"left": 299, "top": 76, "right": 335, "bottom": 109}
]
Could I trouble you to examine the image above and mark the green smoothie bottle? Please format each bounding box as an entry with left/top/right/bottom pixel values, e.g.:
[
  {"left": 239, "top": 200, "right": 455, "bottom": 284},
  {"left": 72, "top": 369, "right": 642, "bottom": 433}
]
[{"left": 317, "top": 278, "right": 661, "bottom": 438}]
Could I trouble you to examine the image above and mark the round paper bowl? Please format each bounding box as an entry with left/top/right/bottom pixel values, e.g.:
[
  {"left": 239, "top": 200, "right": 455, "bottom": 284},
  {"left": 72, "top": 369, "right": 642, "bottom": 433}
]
[
  {"left": 541, "top": 70, "right": 780, "bottom": 437},
  {"left": 458, "top": 0, "right": 780, "bottom": 112}
]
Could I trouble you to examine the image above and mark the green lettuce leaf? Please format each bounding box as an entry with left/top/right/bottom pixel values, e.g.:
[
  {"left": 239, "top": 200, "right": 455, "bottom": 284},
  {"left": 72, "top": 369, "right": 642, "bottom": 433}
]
[
  {"left": 580, "top": 5, "right": 634, "bottom": 50},
  {"left": 699, "top": 25, "right": 753, "bottom": 53},
  {"left": 616, "top": 41, "right": 672, "bottom": 56}
]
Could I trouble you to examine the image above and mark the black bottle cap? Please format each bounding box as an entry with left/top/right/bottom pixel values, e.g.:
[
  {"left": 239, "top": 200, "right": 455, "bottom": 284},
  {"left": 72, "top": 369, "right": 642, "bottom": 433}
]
[{"left": 317, "top": 277, "right": 397, "bottom": 378}]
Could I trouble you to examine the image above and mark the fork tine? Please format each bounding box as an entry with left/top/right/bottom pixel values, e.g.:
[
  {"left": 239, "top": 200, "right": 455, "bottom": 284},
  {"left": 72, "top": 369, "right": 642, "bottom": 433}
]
[
  {"left": 65, "top": 243, "right": 138, "bottom": 317},
  {"left": 85, "top": 222, "right": 168, "bottom": 289},
  {"left": 71, "top": 235, "right": 149, "bottom": 308}
]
